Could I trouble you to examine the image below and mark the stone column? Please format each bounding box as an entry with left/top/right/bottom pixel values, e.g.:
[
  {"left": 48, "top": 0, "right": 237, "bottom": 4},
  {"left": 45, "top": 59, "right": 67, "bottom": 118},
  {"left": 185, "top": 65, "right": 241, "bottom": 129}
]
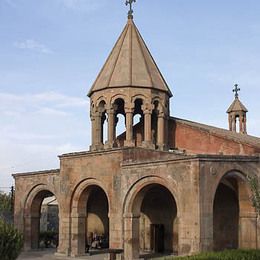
[
  {"left": 142, "top": 107, "right": 154, "bottom": 149},
  {"left": 239, "top": 212, "right": 257, "bottom": 249},
  {"left": 23, "top": 214, "right": 32, "bottom": 251},
  {"left": 31, "top": 216, "right": 40, "bottom": 249},
  {"left": 228, "top": 114, "right": 232, "bottom": 131},
  {"left": 124, "top": 214, "right": 140, "bottom": 260},
  {"left": 70, "top": 213, "right": 86, "bottom": 257},
  {"left": 124, "top": 108, "right": 135, "bottom": 147},
  {"left": 105, "top": 108, "right": 115, "bottom": 149},
  {"left": 239, "top": 114, "right": 243, "bottom": 134},
  {"left": 90, "top": 115, "right": 96, "bottom": 149},
  {"left": 157, "top": 112, "right": 165, "bottom": 150},
  {"left": 90, "top": 112, "right": 103, "bottom": 151},
  {"left": 56, "top": 213, "right": 71, "bottom": 256}
]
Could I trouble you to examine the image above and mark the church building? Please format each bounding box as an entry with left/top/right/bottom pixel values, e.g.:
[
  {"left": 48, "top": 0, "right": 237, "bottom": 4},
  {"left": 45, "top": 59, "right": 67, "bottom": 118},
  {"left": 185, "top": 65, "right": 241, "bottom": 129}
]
[{"left": 13, "top": 3, "right": 260, "bottom": 259}]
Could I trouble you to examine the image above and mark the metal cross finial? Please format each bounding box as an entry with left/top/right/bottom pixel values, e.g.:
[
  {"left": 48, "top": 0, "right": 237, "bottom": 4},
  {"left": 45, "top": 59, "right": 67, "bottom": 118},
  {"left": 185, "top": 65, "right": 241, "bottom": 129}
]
[
  {"left": 126, "top": 0, "right": 136, "bottom": 19},
  {"left": 233, "top": 84, "right": 241, "bottom": 99}
]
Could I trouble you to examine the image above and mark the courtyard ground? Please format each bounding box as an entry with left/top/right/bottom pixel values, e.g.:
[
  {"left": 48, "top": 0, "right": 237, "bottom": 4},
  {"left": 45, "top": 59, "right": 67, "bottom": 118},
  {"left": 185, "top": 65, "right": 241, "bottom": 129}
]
[
  {"left": 17, "top": 249, "right": 108, "bottom": 260},
  {"left": 17, "top": 249, "right": 173, "bottom": 260}
]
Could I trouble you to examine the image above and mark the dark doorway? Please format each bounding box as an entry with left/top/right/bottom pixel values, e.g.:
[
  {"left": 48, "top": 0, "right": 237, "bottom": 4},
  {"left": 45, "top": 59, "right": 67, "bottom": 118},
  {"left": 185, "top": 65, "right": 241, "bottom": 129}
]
[
  {"left": 213, "top": 181, "right": 239, "bottom": 250},
  {"left": 150, "top": 224, "right": 164, "bottom": 253}
]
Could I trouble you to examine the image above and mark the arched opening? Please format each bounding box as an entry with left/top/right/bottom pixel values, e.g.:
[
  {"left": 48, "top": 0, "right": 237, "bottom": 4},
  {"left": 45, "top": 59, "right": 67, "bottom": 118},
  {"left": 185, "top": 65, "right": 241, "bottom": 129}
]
[
  {"left": 235, "top": 115, "right": 239, "bottom": 133},
  {"left": 98, "top": 101, "right": 107, "bottom": 145},
  {"left": 71, "top": 185, "right": 109, "bottom": 256},
  {"left": 152, "top": 100, "right": 159, "bottom": 147},
  {"left": 133, "top": 98, "right": 144, "bottom": 146},
  {"left": 129, "top": 184, "right": 178, "bottom": 258},
  {"left": 114, "top": 98, "right": 126, "bottom": 147},
  {"left": 213, "top": 172, "right": 256, "bottom": 251},
  {"left": 26, "top": 190, "right": 59, "bottom": 250}
]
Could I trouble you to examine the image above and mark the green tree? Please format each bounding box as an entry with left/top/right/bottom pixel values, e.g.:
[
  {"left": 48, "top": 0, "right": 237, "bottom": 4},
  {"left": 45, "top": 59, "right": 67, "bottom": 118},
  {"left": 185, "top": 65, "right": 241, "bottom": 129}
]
[
  {"left": 0, "top": 191, "right": 12, "bottom": 223},
  {"left": 0, "top": 219, "right": 23, "bottom": 260},
  {"left": 247, "top": 175, "right": 260, "bottom": 216}
]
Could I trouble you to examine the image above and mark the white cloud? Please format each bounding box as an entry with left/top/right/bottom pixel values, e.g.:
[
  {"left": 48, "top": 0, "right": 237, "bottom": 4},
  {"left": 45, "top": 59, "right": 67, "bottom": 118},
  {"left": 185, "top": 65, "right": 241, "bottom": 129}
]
[
  {"left": 0, "top": 91, "right": 90, "bottom": 187},
  {"left": 14, "top": 39, "right": 53, "bottom": 54},
  {"left": 0, "top": 91, "right": 88, "bottom": 115}
]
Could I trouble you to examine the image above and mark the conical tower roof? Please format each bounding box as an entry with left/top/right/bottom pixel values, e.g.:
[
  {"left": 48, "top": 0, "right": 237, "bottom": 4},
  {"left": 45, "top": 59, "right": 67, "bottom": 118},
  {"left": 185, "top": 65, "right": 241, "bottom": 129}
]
[
  {"left": 227, "top": 97, "right": 248, "bottom": 113},
  {"left": 88, "top": 18, "right": 172, "bottom": 97}
]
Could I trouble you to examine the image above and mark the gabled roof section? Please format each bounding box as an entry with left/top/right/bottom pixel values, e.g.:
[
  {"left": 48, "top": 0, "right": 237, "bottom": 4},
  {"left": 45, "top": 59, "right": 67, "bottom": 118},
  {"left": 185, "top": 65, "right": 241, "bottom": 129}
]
[
  {"left": 88, "top": 18, "right": 172, "bottom": 97},
  {"left": 227, "top": 98, "right": 248, "bottom": 113}
]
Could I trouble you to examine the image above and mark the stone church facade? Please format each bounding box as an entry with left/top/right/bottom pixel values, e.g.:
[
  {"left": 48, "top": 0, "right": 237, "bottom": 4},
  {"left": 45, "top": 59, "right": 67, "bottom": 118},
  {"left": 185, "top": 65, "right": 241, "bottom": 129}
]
[{"left": 13, "top": 13, "right": 260, "bottom": 259}]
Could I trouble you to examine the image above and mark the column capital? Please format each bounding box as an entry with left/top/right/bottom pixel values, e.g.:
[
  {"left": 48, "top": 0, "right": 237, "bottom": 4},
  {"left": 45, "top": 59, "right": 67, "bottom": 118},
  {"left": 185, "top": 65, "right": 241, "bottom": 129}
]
[
  {"left": 106, "top": 108, "right": 115, "bottom": 114},
  {"left": 141, "top": 103, "right": 154, "bottom": 114},
  {"left": 158, "top": 112, "right": 165, "bottom": 118},
  {"left": 125, "top": 107, "right": 134, "bottom": 114},
  {"left": 142, "top": 108, "right": 153, "bottom": 115},
  {"left": 91, "top": 111, "right": 102, "bottom": 118}
]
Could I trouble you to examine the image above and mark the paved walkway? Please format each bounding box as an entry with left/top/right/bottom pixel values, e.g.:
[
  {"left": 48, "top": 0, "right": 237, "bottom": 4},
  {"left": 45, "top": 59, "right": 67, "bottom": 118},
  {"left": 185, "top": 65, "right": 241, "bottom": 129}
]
[
  {"left": 17, "top": 249, "right": 108, "bottom": 260},
  {"left": 17, "top": 249, "right": 173, "bottom": 260}
]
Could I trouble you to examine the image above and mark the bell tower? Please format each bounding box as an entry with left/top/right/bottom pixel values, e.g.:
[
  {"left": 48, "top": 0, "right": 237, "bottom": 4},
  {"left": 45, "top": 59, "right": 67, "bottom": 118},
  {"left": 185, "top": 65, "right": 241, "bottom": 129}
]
[
  {"left": 227, "top": 84, "right": 248, "bottom": 134},
  {"left": 88, "top": 3, "right": 172, "bottom": 151}
]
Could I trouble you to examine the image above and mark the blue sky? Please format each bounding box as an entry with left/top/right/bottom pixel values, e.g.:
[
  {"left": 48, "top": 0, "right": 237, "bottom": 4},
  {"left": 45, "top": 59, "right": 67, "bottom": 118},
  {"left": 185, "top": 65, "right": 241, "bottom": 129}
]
[{"left": 0, "top": 0, "right": 260, "bottom": 188}]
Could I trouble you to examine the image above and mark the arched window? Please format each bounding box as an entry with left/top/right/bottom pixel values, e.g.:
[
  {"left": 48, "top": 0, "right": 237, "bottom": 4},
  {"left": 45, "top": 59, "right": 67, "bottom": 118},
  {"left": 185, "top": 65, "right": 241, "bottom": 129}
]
[
  {"left": 152, "top": 100, "right": 159, "bottom": 146},
  {"left": 98, "top": 101, "right": 107, "bottom": 145},
  {"left": 114, "top": 98, "right": 126, "bottom": 147},
  {"left": 134, "top": 99, "right": 144, "bottom": 146}
]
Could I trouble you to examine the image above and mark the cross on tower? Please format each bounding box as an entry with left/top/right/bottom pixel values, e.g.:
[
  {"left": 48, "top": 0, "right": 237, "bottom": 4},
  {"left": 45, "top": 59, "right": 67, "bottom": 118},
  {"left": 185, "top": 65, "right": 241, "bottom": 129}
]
[
  {"left": 126, "top": 0, "right": 136, "bottom": 18},
  {"left": 233, "top": 84, "right": 241, "bottom": 99}
]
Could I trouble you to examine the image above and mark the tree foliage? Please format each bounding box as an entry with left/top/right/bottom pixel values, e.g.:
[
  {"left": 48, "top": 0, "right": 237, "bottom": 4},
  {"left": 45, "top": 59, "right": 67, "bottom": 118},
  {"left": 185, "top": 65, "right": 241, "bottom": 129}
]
[
  {"left": 0, "top": 192, "right": 12, "bottom": 222},
  {"left": 247, "top": 175, "right": 260, "bottom": 216},
  {"left": 0, "top": 219, "right": 23, "bottom": 260}
]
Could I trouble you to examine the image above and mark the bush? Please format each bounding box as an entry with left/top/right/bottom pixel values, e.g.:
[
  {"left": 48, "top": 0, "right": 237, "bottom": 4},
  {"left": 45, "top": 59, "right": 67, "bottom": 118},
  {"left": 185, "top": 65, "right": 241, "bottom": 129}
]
[
  {"left": 157, "top": 250, "right": 260, "bottom": 260},
  {"left": 0, "top": 219, "right": 23, "bottom": 260}
]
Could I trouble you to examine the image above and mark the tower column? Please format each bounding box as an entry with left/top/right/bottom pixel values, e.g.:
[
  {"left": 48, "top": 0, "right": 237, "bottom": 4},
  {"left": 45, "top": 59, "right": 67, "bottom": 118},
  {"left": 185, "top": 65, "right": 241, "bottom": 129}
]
[
  {"left": 90, "top": 115, "right": 96, "bottom": 150},
  {"left": 142, "top": 106, "right": 154, "bottom": 149},
  {"left": 124, "top": 108, "right": 135, "bottom": 147},
  {"left": 90, "top": 112, "right": 103, "bottom": 151},
  {"left": 240, "top": 114, "right": 247, "bottom": 134},
  {"left": 157, "top": 112, "right": 165, "bottom": 150},
  {"left": 239, "top": 113, "right": 243, "bottom": 133},
  {"left": 105, "top": 108, "right": 115, "bottom": 149}
]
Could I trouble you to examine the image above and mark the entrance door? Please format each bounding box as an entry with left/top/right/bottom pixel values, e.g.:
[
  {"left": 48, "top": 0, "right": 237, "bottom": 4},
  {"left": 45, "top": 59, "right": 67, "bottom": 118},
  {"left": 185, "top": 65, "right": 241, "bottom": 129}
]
[{"left": 150, "top": 224, "right": 164, "bottom": 253}]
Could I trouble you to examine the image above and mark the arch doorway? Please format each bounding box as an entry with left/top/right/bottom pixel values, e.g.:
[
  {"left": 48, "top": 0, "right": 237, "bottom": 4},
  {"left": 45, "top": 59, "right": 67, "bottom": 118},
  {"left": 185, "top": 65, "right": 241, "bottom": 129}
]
[
  {"left": 71, "top": 184, "right": 109, "bottom": 256},
  {"left": 213, "top": 172, "right": 256, "bottom": 251},
  {"left": 126, "top": 183, "right": 178, "bottom": 259},
  {"left": 24, "top": 189, "right": 59, "bottom": 250}
]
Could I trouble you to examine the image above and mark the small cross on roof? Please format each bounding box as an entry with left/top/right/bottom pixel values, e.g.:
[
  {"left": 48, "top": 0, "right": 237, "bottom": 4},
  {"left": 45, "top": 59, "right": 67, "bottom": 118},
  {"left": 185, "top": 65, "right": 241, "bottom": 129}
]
[
  {"left": 126, "top": 0, "right": 136, "bottom": 19},
  {"left": 233, "top": 84, "right": 241, "bottom": 99}
]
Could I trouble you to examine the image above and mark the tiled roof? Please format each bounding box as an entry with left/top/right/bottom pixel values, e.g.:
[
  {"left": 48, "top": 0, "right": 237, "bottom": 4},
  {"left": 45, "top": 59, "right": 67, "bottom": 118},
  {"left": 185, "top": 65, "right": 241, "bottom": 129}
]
[
  {"left": 88, "top": 18, "right": 172, "bottom": 97},
  {"left": 227, "top": 98, "right": 248, "bottom": 113}
]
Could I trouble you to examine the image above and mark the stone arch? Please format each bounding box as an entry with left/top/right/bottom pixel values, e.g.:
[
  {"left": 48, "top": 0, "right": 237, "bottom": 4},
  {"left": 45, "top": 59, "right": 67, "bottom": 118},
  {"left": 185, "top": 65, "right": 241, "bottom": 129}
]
[
  {"left": 23, "top": 184, "right": 59, "bottom": 251},
  {"left": 131, "top": 94, "right": 148, "bottom": 105},
  {"left": 212, "top": 170, "right": 256, "bottom": 250},
  {"left": 96, "top": 96, "right": 108, "bottom": 109},
  {"left": 111, "top": 94, "right": 128, "bottom": 107},
  {"left": 123, "top": 176, "right": 179, "bottom": 259},
  {"left": 70, "top": 178, "right": 110, "bottom": 256}
]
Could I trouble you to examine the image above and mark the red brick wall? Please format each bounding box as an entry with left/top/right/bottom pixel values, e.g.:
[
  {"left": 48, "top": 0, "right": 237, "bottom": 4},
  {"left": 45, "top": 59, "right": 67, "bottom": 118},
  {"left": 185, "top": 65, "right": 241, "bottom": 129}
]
[{"left": 168, "top": 119, "right": 259, "bottom": 156}]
